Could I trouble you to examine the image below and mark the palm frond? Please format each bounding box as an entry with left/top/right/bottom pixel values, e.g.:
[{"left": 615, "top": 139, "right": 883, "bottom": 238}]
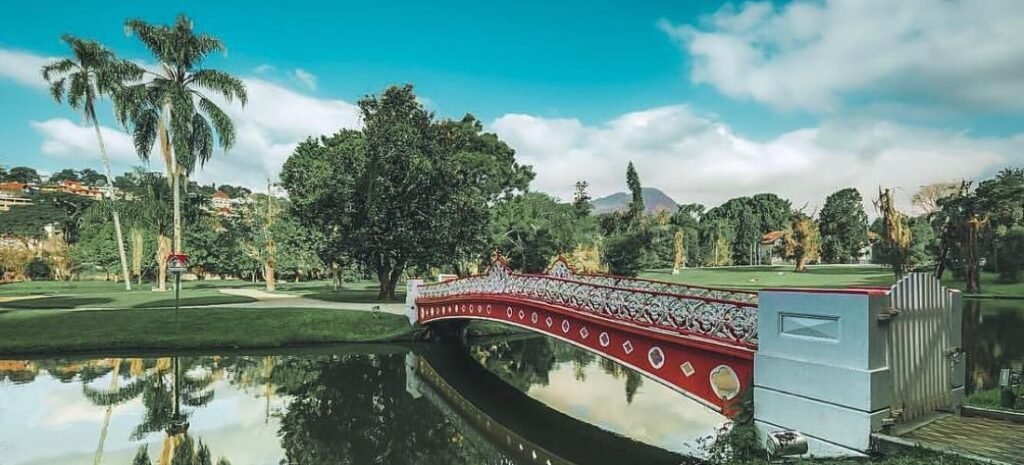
[
  {"left": 66, "top": 72, "right": 89, "bottom": 110},
  {"left": 188, "top": 69, "right": 247, "bottom": 105},
  {"left": 131, "top": 108, "right": 160, "bottom": 160},
  {"left": 189, "top": 112, "right": 214, "bottom": 170},
  {"left": 124, "top": 19, "right": 174, "bottom": 65},
  {"left": 40, "top": 58, "right": 76, "bottom": 81},
  {"left": 197, "top": 96, "right": 235, "bottom": 150},
  {"left": 47, "top": 77, "right": 67, "bottom": 103}
]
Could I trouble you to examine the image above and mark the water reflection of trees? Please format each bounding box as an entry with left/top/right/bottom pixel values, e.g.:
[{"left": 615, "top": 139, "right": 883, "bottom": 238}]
[
  {"left": 964, "top": 300, "right": 1024, "bottom": 392},
  {"left": 82, "top": 357, "right": 216, "bottom": 439},
  {"left": 275, "top": 353, "right": 505, "bottom": 465},
  {"left": 131, "top": 434, "right": 231, "bottom": 465},
  {"left": 470, "top": 337, "right": 644, "bottom": 403}
]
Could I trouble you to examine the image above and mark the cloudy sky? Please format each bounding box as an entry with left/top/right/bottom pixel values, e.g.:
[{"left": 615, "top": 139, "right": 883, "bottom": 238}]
[{"left": 1, "top": 0, "right": 1023, "bottom": 212}]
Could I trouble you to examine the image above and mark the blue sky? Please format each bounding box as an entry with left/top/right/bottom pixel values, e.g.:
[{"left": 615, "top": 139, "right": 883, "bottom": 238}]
[{"left": 2, "top": 0, "right": 1023, "bottom": 210}]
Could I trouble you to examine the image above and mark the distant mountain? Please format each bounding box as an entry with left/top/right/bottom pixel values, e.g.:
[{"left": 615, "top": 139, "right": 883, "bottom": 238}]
[{"left": 590, "top": 187, "right": 678, "bottom": 215}]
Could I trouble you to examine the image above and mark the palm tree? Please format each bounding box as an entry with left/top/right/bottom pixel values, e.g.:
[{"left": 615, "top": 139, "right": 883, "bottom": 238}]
[
  {"left": 42, "top": 35, "right": 142, "bottom": 290},
  {"left": 117, "top": 15, "right": 247, "bottom": 256}
]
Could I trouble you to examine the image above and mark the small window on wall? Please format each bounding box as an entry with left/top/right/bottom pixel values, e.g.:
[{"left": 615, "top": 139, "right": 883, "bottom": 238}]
[{"left": 779, "top": 313, "right": 840, "bottom": 342}]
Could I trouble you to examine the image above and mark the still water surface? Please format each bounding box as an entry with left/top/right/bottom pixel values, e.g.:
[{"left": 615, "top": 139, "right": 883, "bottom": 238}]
[
  {"left": 963, "top": 299, "right": 1024, "bottom": 394},
  {"left": 0, "top": 337, "right": 723, "bottom": 465}
]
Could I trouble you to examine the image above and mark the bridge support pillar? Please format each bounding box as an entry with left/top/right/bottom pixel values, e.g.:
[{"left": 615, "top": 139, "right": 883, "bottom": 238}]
[
  {"left": 754, "top": 289, "right": 892, "bottom": 457},
  {"left": 405, "top": 279, "right": 423, "bottom": 325}
]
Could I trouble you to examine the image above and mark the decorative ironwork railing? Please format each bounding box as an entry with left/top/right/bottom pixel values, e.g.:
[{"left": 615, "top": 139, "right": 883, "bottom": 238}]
[{"left": 417, "top": 258, "right": 758, "bottom": 347}]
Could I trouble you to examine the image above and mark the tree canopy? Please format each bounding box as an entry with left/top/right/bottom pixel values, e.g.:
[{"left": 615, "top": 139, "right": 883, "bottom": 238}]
[
  {"left": 281, "top": 85, "right": 533, "bottom": 299},
  {"left": 819, "top": 187, "right": 869, "bottom": 264}
]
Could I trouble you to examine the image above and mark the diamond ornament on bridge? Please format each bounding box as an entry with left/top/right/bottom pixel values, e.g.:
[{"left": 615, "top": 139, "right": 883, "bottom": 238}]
[
  {"left": 680, "top": 361, "right": 696, "bottom": 377},
  {"left": 622, "top": 340, "right": 634, "bottom": 354},
  {"left": 518, "top": 309, "right": 526, "bottom": 320},
  {"left": 546, "top": 317, "right": 553, "bottom": 327},
  {"left": 599, "top": 332, "right": 610, "bottom": 347},
  {"left": 561, "top": 320, "right": 570, "bottom": 333},
  {"left": 579, "top": 327, "right": 589, "bottom": 339}
]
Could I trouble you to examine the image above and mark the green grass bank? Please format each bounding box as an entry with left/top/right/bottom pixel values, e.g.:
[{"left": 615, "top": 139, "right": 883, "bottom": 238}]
[{"left": 0, "top": 306, "right": 414, "bottom": 355}]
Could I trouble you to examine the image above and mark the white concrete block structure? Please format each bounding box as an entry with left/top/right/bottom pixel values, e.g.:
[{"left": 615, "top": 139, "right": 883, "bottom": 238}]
[{"left": 755, "top": 274, "right": 964, "bottom": 457}]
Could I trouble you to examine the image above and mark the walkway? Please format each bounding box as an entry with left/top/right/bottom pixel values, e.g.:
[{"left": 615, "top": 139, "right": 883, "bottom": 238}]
[
  {"left": 217, "top": 288, "right": 406, "bottom": 315},
  {"left": 894, "top": 414, "right": 1024, "bottom": 464}
]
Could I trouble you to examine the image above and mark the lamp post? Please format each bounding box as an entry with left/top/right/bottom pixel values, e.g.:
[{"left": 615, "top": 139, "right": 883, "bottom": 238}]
[{"left": 167, "top": 253, "right": 188, "bottom": 331}]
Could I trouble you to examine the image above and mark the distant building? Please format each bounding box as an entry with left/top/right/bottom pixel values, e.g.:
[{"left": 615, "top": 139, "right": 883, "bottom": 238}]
[
  {"left": 208, "top": 191, "right": 244, "bottom": 217},
  {"left": 0, "top": 182, "right": 32, "bottom": 211},
  {"left": 40, "top": 180, "right": 104, "bottom": 200},
  {"left": 759, "top": 230, "right": 787, "bottom": 265}
]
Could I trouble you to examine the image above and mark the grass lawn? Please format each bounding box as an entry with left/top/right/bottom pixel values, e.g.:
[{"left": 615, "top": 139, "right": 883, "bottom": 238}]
[
  {"left": 0, "top": 306, "right": 414, "bottom": 355},
  {"left": 641, "top": 265, "right": 896, "bottom": 290},
  {"left": 0, "top": 280, "right": 256, "bottom": 310},
  {"left": 277, "top": 279, "right": 407, "bottom": 303},
  {"left": 641, "top": 265, "right": 1024, "bottom": 298}
]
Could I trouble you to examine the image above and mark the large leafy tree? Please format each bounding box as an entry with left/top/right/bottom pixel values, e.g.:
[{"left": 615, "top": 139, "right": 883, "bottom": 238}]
[
  {"left": 2, "top": 166, "right": 42, "bottom": 184},
  {"left": 282, "top": 85, "right": 532, "bottom": 300},
  {"left": 782, "top": 213, "right": 821, "bottom": 272},
  {"left": 489, "top": 192, "right": 590, "bottom": 273},
  {"left": 818, "top": 187, "right": 869, "bottom": 264},
  {"left": 118, "top": 14, "right": 247, "bottom": 256},
  {"left": 42, "top": 35, "right": 141, "bottom": 290}
]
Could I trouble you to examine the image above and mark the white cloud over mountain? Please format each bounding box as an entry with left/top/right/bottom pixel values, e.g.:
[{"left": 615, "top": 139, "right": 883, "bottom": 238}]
[
  {"left": 660, "top": 0, "right": 1024, "bottom": 111},
  {"left": 492, "top": 106, "right": 1023, "bottom": 211}
]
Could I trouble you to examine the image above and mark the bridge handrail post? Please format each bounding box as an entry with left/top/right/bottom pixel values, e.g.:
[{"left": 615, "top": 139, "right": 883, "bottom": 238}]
[{"left": 406, "top": 279, "right": 423, "bottom": 325}]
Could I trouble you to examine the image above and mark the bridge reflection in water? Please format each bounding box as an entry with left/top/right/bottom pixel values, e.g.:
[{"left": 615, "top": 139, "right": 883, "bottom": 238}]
[{"left": 411, "top": 338, "right": 724, "bottom": 465}]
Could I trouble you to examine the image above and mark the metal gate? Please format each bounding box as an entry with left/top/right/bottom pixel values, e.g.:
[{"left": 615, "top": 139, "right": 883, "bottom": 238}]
[{"left": 887, "top": 272, "right": 961, "bottom": 424}]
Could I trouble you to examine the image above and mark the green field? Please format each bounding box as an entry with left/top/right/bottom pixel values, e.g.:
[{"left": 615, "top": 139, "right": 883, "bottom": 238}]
[
  {"left": 0, "top": 280, "right": 257, "bottom": 309},
  {"left": 641, "top": 265, "right": 1024, "bottom": 298},
  {"left": 0, "top": 306, "right": 413, "bottom": 355}
]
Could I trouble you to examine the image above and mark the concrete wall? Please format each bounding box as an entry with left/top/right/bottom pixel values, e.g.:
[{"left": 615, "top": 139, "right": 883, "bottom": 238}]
[{"left": 754, "top": 289, "right": 893, "bottom": 457}]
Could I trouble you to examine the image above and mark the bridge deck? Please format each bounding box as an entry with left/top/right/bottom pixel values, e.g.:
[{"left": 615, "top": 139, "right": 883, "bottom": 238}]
[{"left": 898, "top": 414, "right": 1024, "bottom": 465}]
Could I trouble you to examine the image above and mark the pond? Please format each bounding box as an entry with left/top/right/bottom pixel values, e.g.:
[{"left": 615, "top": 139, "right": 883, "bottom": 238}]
[
  {"left": 963, "top": 298, "right": 1024, "bottom": 410},
  {"left": 0, "top": 337, "right": 725, "bottom": 465}
]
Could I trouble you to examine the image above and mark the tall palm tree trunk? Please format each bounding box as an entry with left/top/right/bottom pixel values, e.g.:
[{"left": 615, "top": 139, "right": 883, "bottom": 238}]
[
  {"left": 89, "top": 109, "right": 131, "bottom": 291},
  {"left": 156, "top": 234, "right": 170, "bottom": 292},
  {"left": 93, "top": 358, "right": 121, "bottom": 465}
]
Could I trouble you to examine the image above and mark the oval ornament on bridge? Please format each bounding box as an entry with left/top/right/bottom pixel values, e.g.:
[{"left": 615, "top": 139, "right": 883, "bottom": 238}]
[
  {"left": 709, "top": 365, "right": 741, "bottom": 401},
  {"left": 648, "top": 347, "right": 665, "bottom": 369}
]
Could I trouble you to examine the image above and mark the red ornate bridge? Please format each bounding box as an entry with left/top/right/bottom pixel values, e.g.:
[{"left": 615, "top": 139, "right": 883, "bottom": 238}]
[{"left": 410, "top": 256, "right": 759, "bottom": 415}]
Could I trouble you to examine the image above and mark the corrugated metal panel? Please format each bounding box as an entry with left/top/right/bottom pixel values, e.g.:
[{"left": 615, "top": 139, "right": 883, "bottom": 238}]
[{"left": 888, "top": 273, "right": 954, "bottom": 423}]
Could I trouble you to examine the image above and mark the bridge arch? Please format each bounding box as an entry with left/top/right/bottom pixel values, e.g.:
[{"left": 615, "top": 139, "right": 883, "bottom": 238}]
[{"left": 411, "top": 256, "right": 757, "bottom": 415}]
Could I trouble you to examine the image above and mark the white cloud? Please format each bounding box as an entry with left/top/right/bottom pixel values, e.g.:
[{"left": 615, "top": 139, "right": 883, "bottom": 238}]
[
  {"left": 30, "top": 118, "right": 137, "bottom": 162},
  {"left": 28, "top": 75, "right": 361, "bottom": 189},
  {"left": 292, "top": 68, "right": 317, "bottom": 91},
  {"left": 660, "top": 0, "right": 1024, "bottom": 111},
  {"left": 492, "top": 105, "right": 1023, "bottom": 212},
  {"left": 0, "top": 48, "right": 52, "bottom": 89}
]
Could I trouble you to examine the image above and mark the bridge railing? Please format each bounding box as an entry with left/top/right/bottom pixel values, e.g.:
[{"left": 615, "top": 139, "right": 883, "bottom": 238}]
[
  {"left": 417, "top": 258, "right": 758, "bottom": 347},
  {"left": 539, "top": 256, "right": 758, "bottom": 304}
]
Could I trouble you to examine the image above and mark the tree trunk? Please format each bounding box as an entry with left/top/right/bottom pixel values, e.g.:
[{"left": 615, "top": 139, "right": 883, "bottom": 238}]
[
  {"left": 265, "top": 259, "right": 275, "bottom": 292},
  {"left": 172, "top": 163, "right": 181, "bottom": 254},
  {"left": 387, "top": 262, "right": 405, "bottom": 301},
  {"left": 156, "top": 234, "right": 170, "bottom": 292},
  {"left": 965, "top": 215, "right": 982, "bottom": 294},
  {"left": 794, "top": 254, "right": 807, "bottom": 272},
  {"left": 377, "top": 266, "right": 391, "bottom": 301},
  {"left": 89, "top": 109, "right": 131, "bottom": 291}
]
